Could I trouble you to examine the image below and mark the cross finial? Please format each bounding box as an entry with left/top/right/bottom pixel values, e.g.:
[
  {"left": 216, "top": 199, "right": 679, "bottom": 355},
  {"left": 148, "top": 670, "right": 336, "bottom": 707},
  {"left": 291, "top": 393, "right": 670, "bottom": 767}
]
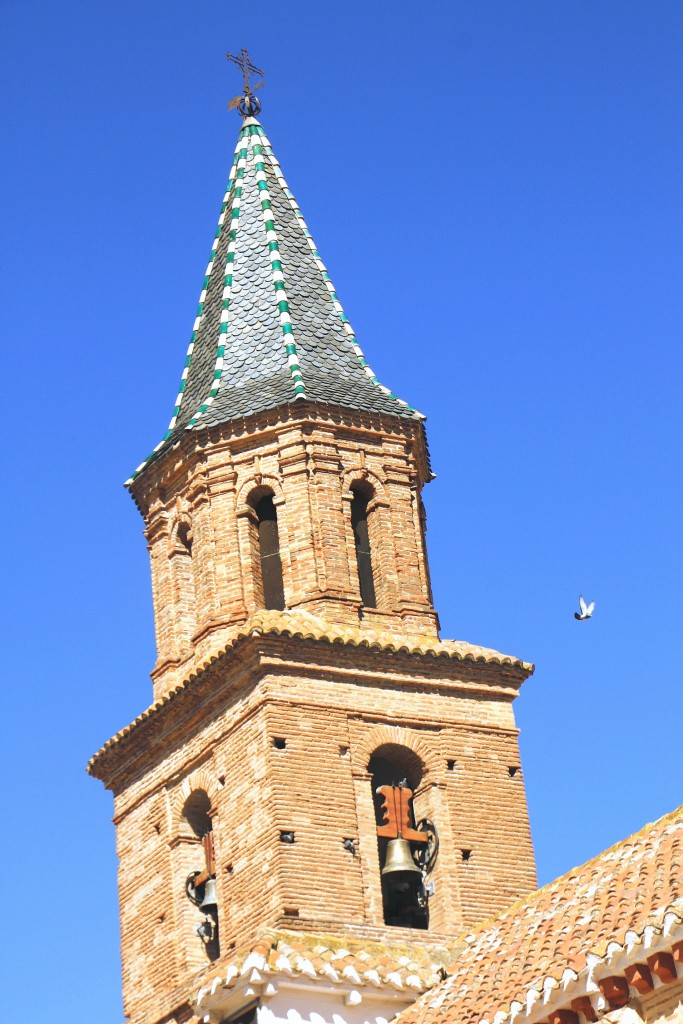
[
  {"left": 225, "top": 48, "right": 264, "bottom": 96},
  {"left": 226, "top": 48, "right": 265, "bottom": 117}
]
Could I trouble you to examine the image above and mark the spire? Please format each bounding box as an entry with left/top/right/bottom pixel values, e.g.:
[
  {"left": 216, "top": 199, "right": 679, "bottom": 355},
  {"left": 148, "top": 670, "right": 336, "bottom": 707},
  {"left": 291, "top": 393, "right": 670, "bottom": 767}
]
[{"left": 129, "top": 98, "right": 419, "bottom": 483}]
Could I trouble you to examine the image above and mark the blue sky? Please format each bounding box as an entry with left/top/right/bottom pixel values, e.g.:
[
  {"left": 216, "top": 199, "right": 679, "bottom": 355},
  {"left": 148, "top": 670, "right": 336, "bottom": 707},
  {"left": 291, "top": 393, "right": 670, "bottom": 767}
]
[{"left": 1, "top": 2, "right": 681, "bottom": 1019}]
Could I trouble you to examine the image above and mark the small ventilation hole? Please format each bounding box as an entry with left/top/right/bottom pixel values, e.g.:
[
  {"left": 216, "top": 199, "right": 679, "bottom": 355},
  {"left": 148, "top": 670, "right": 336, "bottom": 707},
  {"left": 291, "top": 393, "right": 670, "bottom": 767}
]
[
  {"left": 447, "top": 759, "right": 456, "bottom": 771},
  {"left": 508, "top": 766, "right": 520, "bottom": 777},
  {"left": 279, "top": 830, "right": 295, "bottom": 844},
  {"left": 273, "top": 737, "right": 287, "bottom": 750},
  {"left": 461, "top": 849, "right": 472, "bottom": 862}
]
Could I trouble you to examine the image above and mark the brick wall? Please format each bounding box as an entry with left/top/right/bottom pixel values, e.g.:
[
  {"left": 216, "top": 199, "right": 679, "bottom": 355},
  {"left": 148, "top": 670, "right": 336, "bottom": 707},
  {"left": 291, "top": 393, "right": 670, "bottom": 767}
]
[
  {"left": 130, "top": 404, "right": 439, "bottom": 701},
  {"left": 94, "top": 635, "right": 536, "bottom": 1024},
  {"left": 88, "top": 400, "right": 542, "bottom": 1024}
]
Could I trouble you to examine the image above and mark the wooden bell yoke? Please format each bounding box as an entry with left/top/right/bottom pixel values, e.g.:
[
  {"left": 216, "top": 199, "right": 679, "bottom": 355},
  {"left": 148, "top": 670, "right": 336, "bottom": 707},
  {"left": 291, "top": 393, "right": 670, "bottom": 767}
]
[{"left": 376, "top": 785, "right": 428, "bottom": 844}]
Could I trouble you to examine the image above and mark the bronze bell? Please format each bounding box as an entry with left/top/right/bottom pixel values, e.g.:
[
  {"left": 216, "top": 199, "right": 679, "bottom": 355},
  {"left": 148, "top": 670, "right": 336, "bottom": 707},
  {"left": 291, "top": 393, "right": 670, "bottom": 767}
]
[
  {"left": 381, "top": 838, "right": 422, "bottom": 876},
  {"left": 198, "top": 877, "right": 218, "bottom": 912}
]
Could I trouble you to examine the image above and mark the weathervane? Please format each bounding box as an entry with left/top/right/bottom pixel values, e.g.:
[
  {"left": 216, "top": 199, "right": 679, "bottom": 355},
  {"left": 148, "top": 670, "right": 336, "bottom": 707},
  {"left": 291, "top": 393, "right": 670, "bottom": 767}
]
[{"left": 226, "top": 48, "right": 265, "bottom": 117}]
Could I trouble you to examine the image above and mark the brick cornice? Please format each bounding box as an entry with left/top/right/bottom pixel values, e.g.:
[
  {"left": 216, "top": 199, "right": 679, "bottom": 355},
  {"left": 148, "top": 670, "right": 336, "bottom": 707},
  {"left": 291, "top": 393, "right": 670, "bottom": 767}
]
[
  {"left": 88, "top": 630, "right": 530, "bottom": 792},
  {"left": 128, "top": 401, "right": 430, "bottom": 515}
]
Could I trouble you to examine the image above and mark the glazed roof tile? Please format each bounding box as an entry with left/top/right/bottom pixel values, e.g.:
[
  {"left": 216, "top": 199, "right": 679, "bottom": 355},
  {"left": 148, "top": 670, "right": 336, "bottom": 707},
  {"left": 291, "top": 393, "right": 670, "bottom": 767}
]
[
  {"left": 398, "top": 804, "right": 683, "bottom": 1024},
  {"left": 129, "top": 117, "right": 419, "bottom": 483},
  {"left": 87, "top": 609, "right": 532, "bottom": 776}
]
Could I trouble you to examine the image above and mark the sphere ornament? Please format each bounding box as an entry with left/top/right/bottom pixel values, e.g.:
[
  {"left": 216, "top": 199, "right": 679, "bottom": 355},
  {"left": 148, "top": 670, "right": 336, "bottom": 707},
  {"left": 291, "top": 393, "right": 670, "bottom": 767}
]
[{"left": 238, "top": 93, "right": 262, "bottom": 118}]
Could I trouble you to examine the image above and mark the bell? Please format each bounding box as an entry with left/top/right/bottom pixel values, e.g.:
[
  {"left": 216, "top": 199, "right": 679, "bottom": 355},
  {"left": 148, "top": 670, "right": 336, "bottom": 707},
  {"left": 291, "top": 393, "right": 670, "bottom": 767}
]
[
  {"left": 198, "top": 876, "right": 217, "bottom": 912},
  {"left": 381, "top": 838, "right": 422, "bottom": 876}
]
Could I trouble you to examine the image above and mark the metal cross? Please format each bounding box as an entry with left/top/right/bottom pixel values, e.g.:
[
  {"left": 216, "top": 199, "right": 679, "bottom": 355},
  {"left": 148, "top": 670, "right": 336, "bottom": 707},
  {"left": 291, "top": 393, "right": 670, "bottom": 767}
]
[{"left": 225, "top": 48, "right": 264, "bottom": 95}]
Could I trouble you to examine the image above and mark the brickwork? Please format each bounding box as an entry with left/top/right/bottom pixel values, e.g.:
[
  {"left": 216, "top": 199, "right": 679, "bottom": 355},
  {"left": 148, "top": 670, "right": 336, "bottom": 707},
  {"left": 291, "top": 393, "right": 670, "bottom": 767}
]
[
  {"left": 642, "top": 978, "right": 683, "bottom": 1024},
  {"left": 98, "top": 276, "right": 539, "bottom": 1024},
  {"left": 130, "top": 403, "right": 438, "bottom": 701},
  {"left": 91, "top": 632, "right": 536, "bottom": 1024}
]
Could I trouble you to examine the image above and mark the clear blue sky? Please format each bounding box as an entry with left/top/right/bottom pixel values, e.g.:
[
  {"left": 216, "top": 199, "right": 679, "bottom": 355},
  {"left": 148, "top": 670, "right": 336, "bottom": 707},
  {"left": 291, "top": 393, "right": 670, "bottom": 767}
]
[{"left": 1, "top": 2, "right": 681, "bottom": 1019}]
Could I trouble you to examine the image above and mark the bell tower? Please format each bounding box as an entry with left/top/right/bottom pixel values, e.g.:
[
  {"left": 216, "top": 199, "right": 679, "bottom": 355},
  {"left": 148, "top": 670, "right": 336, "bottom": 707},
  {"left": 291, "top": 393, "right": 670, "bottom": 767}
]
[{"left": 89, "top": 59, "right": 537, "bottom": 1024}]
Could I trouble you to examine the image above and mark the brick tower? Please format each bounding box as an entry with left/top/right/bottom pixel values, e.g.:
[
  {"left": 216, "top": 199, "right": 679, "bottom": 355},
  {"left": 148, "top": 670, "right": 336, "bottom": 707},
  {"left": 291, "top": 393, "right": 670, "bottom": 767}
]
[{"left": 89, "top": 70, "right": 537, "bottom": 1024}]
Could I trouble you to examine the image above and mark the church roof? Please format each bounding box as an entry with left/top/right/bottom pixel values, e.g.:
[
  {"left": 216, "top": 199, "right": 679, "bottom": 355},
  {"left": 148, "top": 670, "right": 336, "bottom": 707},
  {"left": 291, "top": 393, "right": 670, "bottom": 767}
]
[
  {"left": 129, "top": 116, "right": 419, "bottom": 483},
  {"left": 189, "top": 807, "right": 683, "bottom": 1023},
  {"left": 398, "top": 803, "right": 683, "bottom": 1024}
]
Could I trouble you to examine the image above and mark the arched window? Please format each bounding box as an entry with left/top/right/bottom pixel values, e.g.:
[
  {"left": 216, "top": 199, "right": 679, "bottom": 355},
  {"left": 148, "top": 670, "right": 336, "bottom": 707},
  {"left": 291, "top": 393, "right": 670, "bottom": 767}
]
[
  {"left": 254, "top": 493, "right": 285, "bottom": 611},
  {"left": 183, "top": 790, "right": 220, "bottom": 961},
  {"left": 177, "top": 521, "right": 193, "bottom": 557},
  {"left": 183, "top": 790, "right": 212, "bottom": 839},
  {"left": 170, "top": 518, "right": 197, "bottom": 644},
  {"left": 369, "top": 746, "right": 428, "bottom": 930},
  {"left": 351, "top": 484, "right": 376, "bottom": 608}
]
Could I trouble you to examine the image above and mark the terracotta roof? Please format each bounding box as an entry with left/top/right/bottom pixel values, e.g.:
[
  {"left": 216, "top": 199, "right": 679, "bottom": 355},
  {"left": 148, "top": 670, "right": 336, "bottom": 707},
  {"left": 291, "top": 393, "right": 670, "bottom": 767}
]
[
  {"left": 87, "top": 609, "right": 531, "bottom": 775},
  {"left": 240, "top": 609, "right": 532, "bottom": 670},
  {"left": 192, "top": 929, "right": 449, "bottom": 1015},
  {"left": 399, "top": 805, "right": 683, "bottom": 1024}
]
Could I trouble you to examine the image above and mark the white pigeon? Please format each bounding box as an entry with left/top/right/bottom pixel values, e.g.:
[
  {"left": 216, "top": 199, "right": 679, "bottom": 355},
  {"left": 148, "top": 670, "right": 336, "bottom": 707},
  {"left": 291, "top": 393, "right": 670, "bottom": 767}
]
[{"left": 574, "top": 595, "right": 595, "bottom": 621}]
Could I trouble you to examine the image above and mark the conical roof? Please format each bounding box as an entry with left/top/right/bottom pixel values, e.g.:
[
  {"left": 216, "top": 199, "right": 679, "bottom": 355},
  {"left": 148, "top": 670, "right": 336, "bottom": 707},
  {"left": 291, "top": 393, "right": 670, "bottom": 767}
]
[{"left": 129, "top": 117, "right": 419, "bottom": 483}]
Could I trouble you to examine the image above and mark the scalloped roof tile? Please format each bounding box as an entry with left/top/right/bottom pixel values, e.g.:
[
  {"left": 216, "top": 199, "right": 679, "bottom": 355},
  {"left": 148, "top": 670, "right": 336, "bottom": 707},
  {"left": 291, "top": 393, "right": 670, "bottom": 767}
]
[
  {"left": 192, "top": 929, "right": 448, "bottom": 1015},
  {"left": 129, "top": 116, "right": 419, "bottom": 483},
  {"left": 86, "top": 609, "right": 532, "bottom": 776}
]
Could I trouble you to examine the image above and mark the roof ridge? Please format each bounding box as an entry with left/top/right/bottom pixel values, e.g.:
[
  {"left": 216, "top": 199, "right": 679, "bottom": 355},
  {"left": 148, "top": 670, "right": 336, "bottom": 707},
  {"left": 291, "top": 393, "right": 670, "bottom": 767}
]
[
  {"left": 127, "top": 126, "right": 248, "bottom": 483},
  {"left": 249, "top": 122, "right": 307, "bottom": 400},
  {"left": 258, "top": 123, "right": 419, "bottom": 415},
  {"left": 181, "top": 130, "right": 249, "bottom": 431}
]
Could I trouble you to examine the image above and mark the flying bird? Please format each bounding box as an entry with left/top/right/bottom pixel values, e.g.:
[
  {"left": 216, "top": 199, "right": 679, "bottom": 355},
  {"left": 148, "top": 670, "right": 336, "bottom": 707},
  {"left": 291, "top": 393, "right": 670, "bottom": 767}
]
[{"left": 575, "top": 595, "right": 595, "bottom": 621}]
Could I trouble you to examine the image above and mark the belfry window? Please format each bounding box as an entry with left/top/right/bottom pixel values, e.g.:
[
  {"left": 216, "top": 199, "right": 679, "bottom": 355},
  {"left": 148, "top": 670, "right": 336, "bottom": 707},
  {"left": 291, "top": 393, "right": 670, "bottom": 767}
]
[
  {"left": 183, "top": 790, "right": 220, "bottom": 961},
  {"left": 369, "top": 748, "right": 437, "bottom": 930},
  {"left": 255, "top": 493, "right": 285, "bottom": 611},
  {"left": 177, "top": 521, "right": 192, "bottom": 556},
  {"left": 351, "top": 485, "right": 376, "bottom": 608},
  {"left": 171, "top": 518, "right": 197, "bottom": 642}
]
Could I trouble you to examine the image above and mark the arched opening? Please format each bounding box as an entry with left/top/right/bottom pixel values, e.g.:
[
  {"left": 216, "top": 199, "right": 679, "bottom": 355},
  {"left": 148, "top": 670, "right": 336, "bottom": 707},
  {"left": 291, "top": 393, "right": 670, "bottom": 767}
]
[
  {"left": 252, "top": 492, "right": 285, "bottom": 611},
  {"left": 368, "top": 746, "right": 428, "bottom": 929},
  {"left": 183, "top": 790, "right": 212, "bottom": 838},
  {"left": 351, "top": 483, "right": 376, "bottom": 608},
  {"left": 171, "top": 518, "right": 197, "bottom": 645},
  {"left": 182, "top": 790, "right": 219, "bottom": 961},
  {"left": 177, "top": 521, "right": 193, "bottom": 556}
]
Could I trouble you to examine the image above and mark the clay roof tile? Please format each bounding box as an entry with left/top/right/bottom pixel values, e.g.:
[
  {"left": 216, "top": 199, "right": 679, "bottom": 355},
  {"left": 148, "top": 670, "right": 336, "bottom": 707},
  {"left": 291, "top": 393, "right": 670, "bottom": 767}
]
[{"left": 398, "top": 804, "right": 683, "bottom": 1024}]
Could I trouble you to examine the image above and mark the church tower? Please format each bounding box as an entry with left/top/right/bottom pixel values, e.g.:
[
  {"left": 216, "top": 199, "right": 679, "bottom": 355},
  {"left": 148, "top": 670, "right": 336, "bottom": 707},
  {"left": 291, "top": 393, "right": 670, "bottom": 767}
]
[{"left": 89, "top": 61, "right": 537, "bottom": 1024}]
